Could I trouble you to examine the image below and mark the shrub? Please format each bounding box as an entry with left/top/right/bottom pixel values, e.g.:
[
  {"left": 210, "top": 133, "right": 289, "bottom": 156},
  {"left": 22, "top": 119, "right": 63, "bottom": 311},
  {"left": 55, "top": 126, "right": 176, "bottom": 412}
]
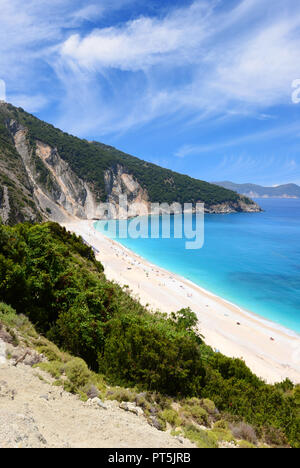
[
  {"left": 183, "top": 425, "right": 218, "bottom": 449},
  {"left": 65, "top": 358, "right": 91, "bottom": 391},
  {"left": 37, "top": 361, "right": 64, "bottom": 379},
  {"left": 210, "top": 428, "right": 235, "bottom": 444},
  {"left": 0, "top": 324, "right": 18, "bottom": 346},
  {"left": 238, "top": 440, "right": 257, "bottom": 449},
  {"left": 201, "top": 399, "right": 216, "bottom": 414},
  {"left": 135, "top": 394, "right": 151, "bottom": 411},
  {"left": 160, "top": 409, "right": 182, "bottom": 427},
  {"left": 214, "top": 419, "right": 228, "bottom": 430},
  {"left": 262, "top": 426, "right": 289, "bottom": 447},
  {"left": 85, "top": 384, "right": 99, "bottom": 399},
  {"left": 37, "top": 344, "right": 61, "bottom": 362},
  {"left": 184, "top": 397, "right": 201, "bottom": 406},
  {"left": 106, "top": 388, "right": 136, "bottom": 402},
  {"left": 0, "top": 303, "right": 28, "bottom": 329},
  {"left": 99, "top": 313, "right": 206, "bottom": 395},
  {"left": 154, "top": 417, "right": 167, "bottom": 432},
  {"left": 149, "top": 392, "right": 171, "bottom": 410},
  {"left": 183, "top": 405, "right": 209, "bottom": 426},
  {"left": 230, "top": 422, "right": 257, "bottom": 445}
]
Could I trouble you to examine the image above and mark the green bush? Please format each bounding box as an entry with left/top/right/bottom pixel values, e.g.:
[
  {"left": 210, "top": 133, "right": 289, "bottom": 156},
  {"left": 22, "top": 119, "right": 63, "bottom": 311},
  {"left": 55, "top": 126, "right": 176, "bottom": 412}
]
[
  {"left": 201, "top": 398, "right": 216, "bottom": 414},
  {"left": 210, "top": 428, "right": 235, "bottom": 444},
  {"left": 106, "top": 388, "right": 136, "bottom": 402},
  {"left": 183, "top": 405, "right": 208, "bottom": 426},
  {"left": 37, "top": 361, "right": 64, "bottom": 379},
  {"left": 160, "top": 409, "right": 182, "bottom": 427},
  {"left": 183, "top": 425, "right": 218, "bottom": 449},
  {"left": 65, "top": 358, "right": 91, "bottom": 391},
  {"left": 0, "top": 303, "right": 28, "bottom": 329},
  {"left": 214, "top": 419, "right": 228, "bottom": 430},
  {"left": 37, "top": 345, "right": 61, "bottom": 362},
  {"left": 99, "top": 313, "right": 206, "bottom": 395},
  {"left": 238, "top": 440, "right": 257, "bottom": 449}
]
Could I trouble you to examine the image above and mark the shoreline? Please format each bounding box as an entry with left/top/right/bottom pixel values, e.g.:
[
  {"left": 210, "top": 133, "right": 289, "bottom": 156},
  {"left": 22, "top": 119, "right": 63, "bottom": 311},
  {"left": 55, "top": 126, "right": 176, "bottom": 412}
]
[
  {"left": 102, "top": 235, "right": 300, "bottom": 340},
  {"left": 63, "top": 220, "right": 300, "bottom": 385},
  {"left": 95, "top": 222, "right": 300, "bottom": 337}
]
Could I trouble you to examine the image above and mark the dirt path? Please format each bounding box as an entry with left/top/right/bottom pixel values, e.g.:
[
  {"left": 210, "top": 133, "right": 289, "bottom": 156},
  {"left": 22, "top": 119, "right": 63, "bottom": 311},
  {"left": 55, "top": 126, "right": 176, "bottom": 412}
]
[{"left": 0, "top": 340, "right": 194, "bottom": 449}]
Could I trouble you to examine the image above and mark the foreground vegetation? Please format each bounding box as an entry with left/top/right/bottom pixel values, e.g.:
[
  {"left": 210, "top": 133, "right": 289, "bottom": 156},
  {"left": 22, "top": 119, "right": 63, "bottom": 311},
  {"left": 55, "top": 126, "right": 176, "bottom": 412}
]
[
  {"left": 0, "top": 303, "right": 263, "bottom": 448},
  {"left": 0, "top": 221, "right": 299, "bottom": 447}
]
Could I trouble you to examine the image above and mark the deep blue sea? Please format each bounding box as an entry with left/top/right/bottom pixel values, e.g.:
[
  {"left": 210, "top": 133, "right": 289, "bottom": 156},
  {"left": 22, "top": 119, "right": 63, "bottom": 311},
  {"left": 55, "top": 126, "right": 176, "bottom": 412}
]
[{"left": 94, "top": 199, "right": 300, "bottom": 334}]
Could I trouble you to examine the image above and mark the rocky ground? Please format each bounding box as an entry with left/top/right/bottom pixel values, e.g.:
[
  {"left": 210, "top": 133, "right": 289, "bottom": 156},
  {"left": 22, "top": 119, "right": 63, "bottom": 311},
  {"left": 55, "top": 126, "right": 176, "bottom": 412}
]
[{"left": 0, "top": 338, "right": 195, "bottom": 449}]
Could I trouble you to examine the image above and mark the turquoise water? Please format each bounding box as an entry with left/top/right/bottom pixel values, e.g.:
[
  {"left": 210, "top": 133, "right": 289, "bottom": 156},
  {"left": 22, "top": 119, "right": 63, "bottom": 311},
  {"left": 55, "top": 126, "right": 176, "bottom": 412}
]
[{"left": 94, "top": 198, "right": 300, "bottom": 334}]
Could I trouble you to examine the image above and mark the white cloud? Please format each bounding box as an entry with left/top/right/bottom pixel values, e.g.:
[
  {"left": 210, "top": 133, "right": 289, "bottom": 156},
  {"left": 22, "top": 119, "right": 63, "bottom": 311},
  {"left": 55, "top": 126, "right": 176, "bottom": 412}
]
[
  {"left": 1, "top": 0, "right": 300, "bottom": 136},
  {"left": 60, "top": 3, "right": 210, "bottom": 72},
  {"left": 0, "top": 0, "right": 135, "bottom": 108},
  {"left": 55, "top": 0, "right": 300, "bottom": 135}
]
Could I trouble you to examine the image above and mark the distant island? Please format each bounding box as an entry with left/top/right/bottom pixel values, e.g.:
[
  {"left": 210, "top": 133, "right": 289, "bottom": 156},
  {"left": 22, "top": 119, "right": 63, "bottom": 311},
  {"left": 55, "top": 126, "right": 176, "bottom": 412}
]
[{"left": 214, "top": 181, "right": 300, "bottom": 199}]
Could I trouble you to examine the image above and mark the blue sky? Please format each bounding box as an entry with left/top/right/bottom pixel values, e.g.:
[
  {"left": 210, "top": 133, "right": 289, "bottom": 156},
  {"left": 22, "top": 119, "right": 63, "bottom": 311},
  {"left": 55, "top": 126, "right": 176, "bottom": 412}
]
[{"left": 1, "top": 0, "right": 300, "bottom": 185}]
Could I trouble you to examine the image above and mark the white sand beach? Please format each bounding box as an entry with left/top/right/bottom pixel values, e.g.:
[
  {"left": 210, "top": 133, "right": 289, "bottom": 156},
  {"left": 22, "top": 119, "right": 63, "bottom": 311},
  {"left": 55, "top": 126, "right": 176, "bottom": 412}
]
[{"left": 63, "top": 220, "right": 300, "bottom": 385}]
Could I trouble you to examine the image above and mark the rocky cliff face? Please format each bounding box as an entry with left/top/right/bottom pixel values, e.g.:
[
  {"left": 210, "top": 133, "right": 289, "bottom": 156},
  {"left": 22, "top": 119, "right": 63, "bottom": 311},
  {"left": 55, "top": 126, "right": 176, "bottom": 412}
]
[
  {"left": 8, "top": 121, "right": 97, "bottom": 223},
  {"left": 104, "top": 165, "right": 150, "bottom": 218},
  {"left": 1, "top": 120, "right": 153, "bottom": 223}
]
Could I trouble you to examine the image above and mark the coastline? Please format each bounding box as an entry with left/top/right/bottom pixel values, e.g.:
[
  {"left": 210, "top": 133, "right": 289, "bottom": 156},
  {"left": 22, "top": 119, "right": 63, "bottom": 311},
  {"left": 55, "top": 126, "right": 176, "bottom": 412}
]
[{"left": 63, "top": 219, "right": 300, "bottom": 385}]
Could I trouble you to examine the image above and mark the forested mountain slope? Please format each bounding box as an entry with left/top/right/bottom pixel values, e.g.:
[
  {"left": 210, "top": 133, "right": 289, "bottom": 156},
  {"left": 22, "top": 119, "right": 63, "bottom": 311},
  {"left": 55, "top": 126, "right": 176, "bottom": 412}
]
[{"left": 0, "top": 102, "right": 260, "bottom": 224}]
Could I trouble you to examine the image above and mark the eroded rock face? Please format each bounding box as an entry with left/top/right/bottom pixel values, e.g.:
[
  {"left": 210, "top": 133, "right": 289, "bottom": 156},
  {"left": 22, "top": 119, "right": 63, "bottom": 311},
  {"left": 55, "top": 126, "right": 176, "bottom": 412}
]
[
  {"left": 7, "top": 121, "right": 152, "bottom": 223},
  {"left": 8, "top": 121, "right": 99, "bottom": 222},
  {"left": 104, "top": 164, "right": 150, "bottom": 218}
]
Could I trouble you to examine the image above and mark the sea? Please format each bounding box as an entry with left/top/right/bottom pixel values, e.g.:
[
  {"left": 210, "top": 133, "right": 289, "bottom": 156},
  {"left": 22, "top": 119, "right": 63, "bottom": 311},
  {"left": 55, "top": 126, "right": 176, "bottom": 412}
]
[{"left": 94, "top": 198, "right": 300, "bottom": 334}]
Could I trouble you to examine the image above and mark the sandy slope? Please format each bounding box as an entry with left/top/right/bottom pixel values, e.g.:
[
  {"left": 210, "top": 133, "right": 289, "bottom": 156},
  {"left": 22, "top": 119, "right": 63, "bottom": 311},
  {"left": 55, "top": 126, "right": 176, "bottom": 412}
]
[
  {"left": 63, "top": 220, "right": 300, "bottom": 385},
  {"left": 0, "top": 340, "right": 193, "bottom": 449}
]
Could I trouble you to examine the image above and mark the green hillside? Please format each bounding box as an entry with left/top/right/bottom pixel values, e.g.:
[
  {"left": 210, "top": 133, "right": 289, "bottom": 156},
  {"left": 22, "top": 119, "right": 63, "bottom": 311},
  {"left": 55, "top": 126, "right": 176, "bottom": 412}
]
[
  {"left": 0, "top": 103, "right": 255, "bottom": 207},
  {"left": 0, "top": 220, "right": 298, "bottom": 447}
]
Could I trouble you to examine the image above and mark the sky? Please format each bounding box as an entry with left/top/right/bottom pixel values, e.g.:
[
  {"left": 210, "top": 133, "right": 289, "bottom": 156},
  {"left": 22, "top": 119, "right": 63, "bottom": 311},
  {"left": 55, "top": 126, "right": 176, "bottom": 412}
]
[{"left": 1, "top": 0, "right": 300, "bottom": 186}]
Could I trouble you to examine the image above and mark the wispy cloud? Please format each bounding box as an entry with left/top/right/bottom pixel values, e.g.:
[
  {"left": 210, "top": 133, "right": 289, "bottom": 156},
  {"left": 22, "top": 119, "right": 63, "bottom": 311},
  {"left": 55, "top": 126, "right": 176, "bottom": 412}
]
[
  {"left": 1, "top": 0, "right": 300, "bottom": 138},
  {"left": 175, "top": 122, "right": 300, "bottom": 158},
  {"left": 0, "top": 0, "right": 136, "bottom": 111},
  {"left": 60, "top": 2, "right": 211, "bottom": 72},
  {"left": 54, "top": 0, "right": 300, "bottom": 135}
]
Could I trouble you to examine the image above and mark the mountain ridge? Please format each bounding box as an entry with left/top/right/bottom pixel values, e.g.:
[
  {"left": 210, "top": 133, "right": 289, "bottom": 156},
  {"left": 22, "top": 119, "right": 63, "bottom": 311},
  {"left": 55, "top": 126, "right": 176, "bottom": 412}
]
[{"left": 214, "top": 181, "right": 300, "bottom": 199}]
